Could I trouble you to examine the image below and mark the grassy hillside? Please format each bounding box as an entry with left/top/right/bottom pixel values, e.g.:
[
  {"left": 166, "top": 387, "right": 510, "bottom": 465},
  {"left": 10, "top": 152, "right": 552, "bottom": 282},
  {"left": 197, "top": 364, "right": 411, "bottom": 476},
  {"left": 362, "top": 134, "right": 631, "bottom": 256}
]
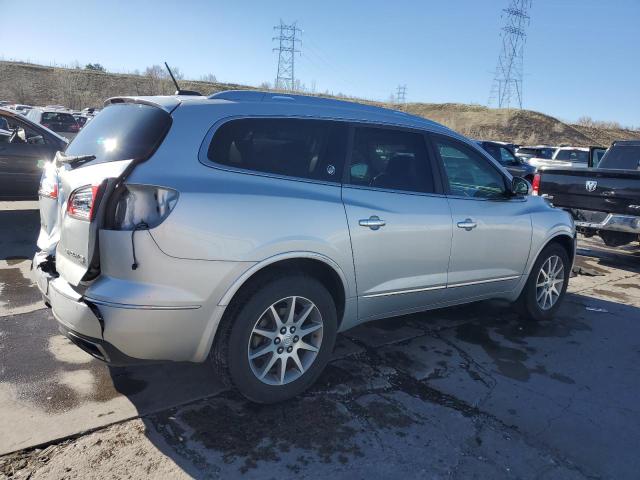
[{"left": 1, "top": 60, "right": 638, "bottom": 147}]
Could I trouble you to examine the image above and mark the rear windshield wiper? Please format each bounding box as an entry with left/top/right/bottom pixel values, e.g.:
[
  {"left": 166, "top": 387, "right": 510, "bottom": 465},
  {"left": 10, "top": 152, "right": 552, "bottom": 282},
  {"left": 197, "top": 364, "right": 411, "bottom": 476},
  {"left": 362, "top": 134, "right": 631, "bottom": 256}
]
[{"left": 55, "top": 151, "right": 96, "bottom": 167}]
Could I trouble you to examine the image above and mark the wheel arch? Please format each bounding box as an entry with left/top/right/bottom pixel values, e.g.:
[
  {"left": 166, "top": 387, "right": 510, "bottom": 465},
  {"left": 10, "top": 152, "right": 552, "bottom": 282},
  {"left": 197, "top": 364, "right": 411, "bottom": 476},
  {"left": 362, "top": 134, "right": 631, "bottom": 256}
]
[
  {"left": 218, "top": 252, "right": 349, "bottom": 328},
  {"left": 528, "top": 231, "right": 576, "bottom": 276}
]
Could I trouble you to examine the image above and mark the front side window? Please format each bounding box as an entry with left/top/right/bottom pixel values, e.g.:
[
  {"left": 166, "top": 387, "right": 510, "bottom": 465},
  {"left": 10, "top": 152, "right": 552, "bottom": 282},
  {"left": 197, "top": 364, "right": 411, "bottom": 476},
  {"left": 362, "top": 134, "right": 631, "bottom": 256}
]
[
  {"left": 0, "top": 114, "right": 47, "bottom": 145},
  {"left": 208, "top": 118, "right": 347, "bottom": 182},
  {"left": 347, "top": 127, "right": 434, "bottom": 193},
  {"left": 434, "top": 136, "right": 507, "bottom": 199}
]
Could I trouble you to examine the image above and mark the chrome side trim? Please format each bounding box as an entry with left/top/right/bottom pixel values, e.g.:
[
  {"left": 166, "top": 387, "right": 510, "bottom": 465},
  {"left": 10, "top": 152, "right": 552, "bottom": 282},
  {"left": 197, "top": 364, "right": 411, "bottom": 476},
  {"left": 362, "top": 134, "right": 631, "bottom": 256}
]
[
  {"left": 362, "top": 285, "right": 446, "bottom": 299},
  {"left": 448, "top": 275, "right": 520, "bottom": 288},
  {"left": 85, "top": 298, "right": 201, "bottom": 310}
]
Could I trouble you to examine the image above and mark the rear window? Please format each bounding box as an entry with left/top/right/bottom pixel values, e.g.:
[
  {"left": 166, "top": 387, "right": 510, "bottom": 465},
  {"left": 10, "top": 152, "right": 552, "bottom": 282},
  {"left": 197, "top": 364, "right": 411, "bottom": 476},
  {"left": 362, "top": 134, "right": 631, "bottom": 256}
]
[
  {"left": 599, "top": 145, "right": 640, "bottom": 170},
  {"left": 41, "top": 112, "right": 78, "bottom": 132},
  {"left": 65, "top": 103, "right": 171, "bottom": 165},
  {"left": 207, "top": 118, "right": 348, "bottom": 182},
  {"left": 555, "top": 149, "right": 588, "bottom": 163}
]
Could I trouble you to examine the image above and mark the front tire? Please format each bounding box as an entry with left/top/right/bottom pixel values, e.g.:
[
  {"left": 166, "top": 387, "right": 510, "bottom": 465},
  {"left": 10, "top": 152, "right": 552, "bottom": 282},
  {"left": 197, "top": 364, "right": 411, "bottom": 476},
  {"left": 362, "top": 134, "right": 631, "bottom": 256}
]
[
  {"left": 211, "top": 273, "right": 337, "bottom": 403},
  {"left": 516, "top": 243, "right": 570, "bottom": 321}
]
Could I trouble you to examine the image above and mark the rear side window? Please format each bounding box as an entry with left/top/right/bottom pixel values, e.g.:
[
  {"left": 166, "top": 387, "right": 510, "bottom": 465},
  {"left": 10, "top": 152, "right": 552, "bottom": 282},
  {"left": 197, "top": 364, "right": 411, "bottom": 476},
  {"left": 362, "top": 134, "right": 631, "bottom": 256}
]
[
  {"left": 599, "top": 145, "right": 640, "bottom": 170},
  {"left": 208, "top": 118, "right": 348, "bottom": 182},
  {"left": 65, "top": 103, "right": 171, "bottom": 165},
  {"left": 347, "top": 127, "right": 434, "bottom": 193}
]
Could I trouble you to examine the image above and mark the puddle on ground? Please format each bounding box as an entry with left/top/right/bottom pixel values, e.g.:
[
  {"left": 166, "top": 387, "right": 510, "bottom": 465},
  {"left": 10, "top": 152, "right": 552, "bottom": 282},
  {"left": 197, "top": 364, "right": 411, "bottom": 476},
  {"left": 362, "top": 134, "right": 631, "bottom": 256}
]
[
  {"left": 158, "top": 394, "right": 364, "bottom": 473},
  {"left": 0, "top": 266, "right": 39, "bottom": 310},
  {"left": 454, "top": 315, "right": 586, "bottom": 384}
]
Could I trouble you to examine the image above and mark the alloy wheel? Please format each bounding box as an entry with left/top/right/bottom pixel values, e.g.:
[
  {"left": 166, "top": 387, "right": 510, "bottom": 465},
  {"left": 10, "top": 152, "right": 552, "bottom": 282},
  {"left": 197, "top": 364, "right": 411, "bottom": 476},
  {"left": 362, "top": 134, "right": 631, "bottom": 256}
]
[
  {"left": 535, "top": 254, "right": 565, "bottom": 310},
  {"left": 247, "top": 296, "right": 323, "bottom": 385}
]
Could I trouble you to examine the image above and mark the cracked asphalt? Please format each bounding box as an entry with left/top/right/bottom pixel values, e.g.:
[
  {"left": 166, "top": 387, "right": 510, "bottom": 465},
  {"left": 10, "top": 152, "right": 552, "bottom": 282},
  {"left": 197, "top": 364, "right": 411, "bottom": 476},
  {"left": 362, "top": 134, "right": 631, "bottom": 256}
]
[{"left": 1, "top": 203, "right": 640, "bottom": 479}]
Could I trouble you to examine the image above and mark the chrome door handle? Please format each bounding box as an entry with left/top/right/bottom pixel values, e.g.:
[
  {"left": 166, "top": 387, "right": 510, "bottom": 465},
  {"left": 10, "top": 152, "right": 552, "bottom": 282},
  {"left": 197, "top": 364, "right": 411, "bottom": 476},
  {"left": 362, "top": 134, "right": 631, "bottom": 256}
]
[
  {"left": 457, "top": 219, "right": 477, "bottom": 231},
  {"left": 359, "top": 216, "right": 386, "bottom": 230}
]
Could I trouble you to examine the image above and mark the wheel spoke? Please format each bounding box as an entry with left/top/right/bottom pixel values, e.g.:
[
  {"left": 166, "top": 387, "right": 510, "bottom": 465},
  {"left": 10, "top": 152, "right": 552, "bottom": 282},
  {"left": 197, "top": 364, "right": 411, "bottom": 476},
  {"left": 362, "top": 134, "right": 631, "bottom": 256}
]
[
  {"left": 253, "top": 328, "right": 276, "bottom": 340},
  {"left": 260, "top": 353, "right": 278, "bottom": 379},
  {"left": 536, "top": 287, "right": 545, "bottom": 302},
  {"left": 291, "top": 350, "right": 304, "bottom": 373},
  {"left": 299, "top": 322, "right": 322, "bottom": 336},
  {"left": 295, "top": 303, "right": 314, "bottom": 326},
  {"left": 286, "top": 297, "right": 297, "bottom": 325},
  {"left": 297, "top": 340, "right": 319, "bottom": 353},
  {"left": 270, "top": 305, "right": 284, "bottom": 329},
  {"left": 279, "top": 357, "right": 287, "bottom": 385},
  {"left": 249, "top": 344, "right": 273, "bottom": 360}
]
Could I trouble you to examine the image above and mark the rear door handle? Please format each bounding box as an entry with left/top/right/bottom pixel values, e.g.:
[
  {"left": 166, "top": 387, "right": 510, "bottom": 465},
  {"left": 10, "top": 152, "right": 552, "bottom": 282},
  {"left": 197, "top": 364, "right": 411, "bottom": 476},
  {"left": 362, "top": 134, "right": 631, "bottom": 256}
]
[
  {"left": 457, "top": 219, "right": 477, "bottom": 231},
  {"left": 359, "top": 216, "right": 386, "bottom": 230}
]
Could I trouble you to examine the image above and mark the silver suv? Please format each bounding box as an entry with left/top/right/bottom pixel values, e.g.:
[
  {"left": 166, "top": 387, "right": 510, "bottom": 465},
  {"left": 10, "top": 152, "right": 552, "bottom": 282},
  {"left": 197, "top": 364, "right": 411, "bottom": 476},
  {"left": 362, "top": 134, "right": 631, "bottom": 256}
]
[{"left": 34, "top": 91, "right": 575, "bottom": 403}]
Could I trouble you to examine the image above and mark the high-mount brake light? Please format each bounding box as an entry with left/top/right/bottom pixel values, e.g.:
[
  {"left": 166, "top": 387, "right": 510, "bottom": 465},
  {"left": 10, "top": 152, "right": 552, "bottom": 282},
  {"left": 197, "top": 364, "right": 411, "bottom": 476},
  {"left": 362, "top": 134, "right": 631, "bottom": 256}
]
[
  {"left": 67, "top": 185, "right": 101, "bottom": 221},
  {"left": 531, "top": 173, "right": 541, "bottom": 196}
]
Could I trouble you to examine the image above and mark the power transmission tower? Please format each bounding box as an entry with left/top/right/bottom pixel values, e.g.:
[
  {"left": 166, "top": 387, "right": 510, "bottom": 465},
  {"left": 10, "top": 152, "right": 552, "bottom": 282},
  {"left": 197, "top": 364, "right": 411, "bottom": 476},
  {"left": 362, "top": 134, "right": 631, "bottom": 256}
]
[
  {"left": 488, "top": 0, "right": 532, "bottom": 109},
  {"left": 273, "top": 21, "right": 301, "bottom": 91},
  {"left": 396, "top": 84, "right": 407, "bottom": 104}
]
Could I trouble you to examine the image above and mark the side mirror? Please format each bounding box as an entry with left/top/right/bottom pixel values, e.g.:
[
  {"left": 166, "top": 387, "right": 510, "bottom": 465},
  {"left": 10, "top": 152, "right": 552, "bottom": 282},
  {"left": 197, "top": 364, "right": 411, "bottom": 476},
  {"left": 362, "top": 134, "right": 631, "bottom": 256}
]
[{"left": 511, "top": 176, "right": 531, "bottom": 196}]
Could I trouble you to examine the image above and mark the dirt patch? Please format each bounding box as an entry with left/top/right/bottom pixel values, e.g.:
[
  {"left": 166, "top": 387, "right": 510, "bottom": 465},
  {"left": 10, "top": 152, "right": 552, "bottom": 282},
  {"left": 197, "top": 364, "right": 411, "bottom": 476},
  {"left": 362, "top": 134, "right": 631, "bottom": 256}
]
[{"left": 592, "top": 289, "right": 630, "bottom": 302}]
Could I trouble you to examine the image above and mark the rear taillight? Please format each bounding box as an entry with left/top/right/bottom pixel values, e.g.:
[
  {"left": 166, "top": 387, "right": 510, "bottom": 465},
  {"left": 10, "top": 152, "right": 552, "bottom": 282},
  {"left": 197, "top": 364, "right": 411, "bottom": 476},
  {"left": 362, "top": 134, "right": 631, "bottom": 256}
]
[
  {"left": 38, "top": 162, "right": 58, "bottom": 199},
  {"left": 41, "top": 123, "right": 51, "bottom": 129},
  {"left": 531, "top": 173, "right": 540, "bottom": 196},
  {"left": 112, "top": 185, "right": 179, "bottom": 230},
  {"left": 67, "top": 185, "right": 101, "bottom": 221},
  {"left": 70, "top": 123, "right": 80, "bottom": 132}
]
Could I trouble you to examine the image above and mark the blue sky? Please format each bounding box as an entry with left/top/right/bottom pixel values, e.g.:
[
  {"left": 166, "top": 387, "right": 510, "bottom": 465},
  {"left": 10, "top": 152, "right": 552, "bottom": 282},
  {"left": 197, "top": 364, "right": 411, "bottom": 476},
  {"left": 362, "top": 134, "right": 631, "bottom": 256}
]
[{"left": 1, "top": 0, "right": 638, "bottom": 125}]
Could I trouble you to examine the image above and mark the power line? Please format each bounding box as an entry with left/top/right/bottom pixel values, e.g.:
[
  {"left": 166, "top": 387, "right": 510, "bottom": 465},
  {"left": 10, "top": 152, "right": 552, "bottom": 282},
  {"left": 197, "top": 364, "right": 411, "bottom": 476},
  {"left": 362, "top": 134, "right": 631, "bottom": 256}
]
[
  {"left": 273, "top": 20, "right": 301, "bottom": 91},
  {"left": 488, "top": 0, "right": 532, "bottom": 109}
]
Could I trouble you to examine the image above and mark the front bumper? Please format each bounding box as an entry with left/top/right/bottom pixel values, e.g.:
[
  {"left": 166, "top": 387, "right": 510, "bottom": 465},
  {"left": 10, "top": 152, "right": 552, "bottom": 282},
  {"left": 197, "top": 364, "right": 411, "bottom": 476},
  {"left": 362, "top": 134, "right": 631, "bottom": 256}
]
[{"left": 572, "top": 209, "right": 640, "bottom": 235}]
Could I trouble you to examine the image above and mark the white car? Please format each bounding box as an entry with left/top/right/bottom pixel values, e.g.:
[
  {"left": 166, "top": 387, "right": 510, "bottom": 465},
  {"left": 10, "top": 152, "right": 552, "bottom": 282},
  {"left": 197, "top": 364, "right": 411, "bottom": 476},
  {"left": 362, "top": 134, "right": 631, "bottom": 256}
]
[{"left": 528, "top": 147, "right": 590, "bottom": 169}]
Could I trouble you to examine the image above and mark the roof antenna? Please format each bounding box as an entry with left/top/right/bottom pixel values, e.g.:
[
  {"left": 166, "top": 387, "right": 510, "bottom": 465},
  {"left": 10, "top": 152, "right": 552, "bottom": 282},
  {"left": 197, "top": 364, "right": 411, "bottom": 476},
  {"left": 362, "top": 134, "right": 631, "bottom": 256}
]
[{"left": 164, "top": 62, "right": 201, "bottom": 96}]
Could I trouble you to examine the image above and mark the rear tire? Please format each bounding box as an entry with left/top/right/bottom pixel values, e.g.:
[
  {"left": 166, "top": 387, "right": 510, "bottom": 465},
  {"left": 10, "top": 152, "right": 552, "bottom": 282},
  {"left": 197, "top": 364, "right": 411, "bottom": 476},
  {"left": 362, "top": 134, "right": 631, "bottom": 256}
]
[
  {"left": 211, "top": 273, "right": 337, "bottom": 403},
  {"left": 515, "top": 243, "right": 570, "bottom": 321}
]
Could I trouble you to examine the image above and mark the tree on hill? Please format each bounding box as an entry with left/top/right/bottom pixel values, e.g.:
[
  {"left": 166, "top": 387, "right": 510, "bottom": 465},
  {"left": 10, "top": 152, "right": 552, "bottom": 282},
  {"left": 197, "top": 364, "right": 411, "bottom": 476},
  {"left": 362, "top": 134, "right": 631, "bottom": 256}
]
[{"left": 85, "top": 63, "right": 106, "bottom": 72}]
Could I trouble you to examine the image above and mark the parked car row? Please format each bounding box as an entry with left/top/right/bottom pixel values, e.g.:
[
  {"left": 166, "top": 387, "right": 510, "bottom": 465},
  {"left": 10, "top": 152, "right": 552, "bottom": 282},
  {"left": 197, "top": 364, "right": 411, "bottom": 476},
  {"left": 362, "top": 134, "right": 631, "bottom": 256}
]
[
  {"left": 31, "top": 90, "right": 576, "bottom": 404},
  {"left": 0, "top": 101, "right": 100, "bottom": 142}
]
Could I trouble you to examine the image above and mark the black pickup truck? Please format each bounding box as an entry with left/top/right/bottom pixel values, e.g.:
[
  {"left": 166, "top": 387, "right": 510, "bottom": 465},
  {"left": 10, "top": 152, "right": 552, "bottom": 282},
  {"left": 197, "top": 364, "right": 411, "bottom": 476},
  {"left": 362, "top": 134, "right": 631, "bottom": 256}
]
[{"left": 535, "top": 140, "right": 640, "bottom": 247}]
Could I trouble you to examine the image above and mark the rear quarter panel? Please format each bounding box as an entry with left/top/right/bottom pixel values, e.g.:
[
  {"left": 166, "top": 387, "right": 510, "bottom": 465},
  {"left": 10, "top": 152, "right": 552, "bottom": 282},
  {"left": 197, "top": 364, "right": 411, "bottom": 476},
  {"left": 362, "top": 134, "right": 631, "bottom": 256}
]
[{"left": 126, "top": 102, "right": 357, "bottom": 300}]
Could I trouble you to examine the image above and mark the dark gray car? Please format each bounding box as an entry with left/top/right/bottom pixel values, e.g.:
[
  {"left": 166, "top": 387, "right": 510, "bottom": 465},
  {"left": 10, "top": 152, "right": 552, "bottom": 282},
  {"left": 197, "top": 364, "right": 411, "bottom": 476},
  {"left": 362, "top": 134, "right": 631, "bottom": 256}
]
[
  {"left": 476, "top": 140, "right": 536, "bottom": 182},
  {"left": 0, "top": 107, "right": 68, "bottom": 200}
]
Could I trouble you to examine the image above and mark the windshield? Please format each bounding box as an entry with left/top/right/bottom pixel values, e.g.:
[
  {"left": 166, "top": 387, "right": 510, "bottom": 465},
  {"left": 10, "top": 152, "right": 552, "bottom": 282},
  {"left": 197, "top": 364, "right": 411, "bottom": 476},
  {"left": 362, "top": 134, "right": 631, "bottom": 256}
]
[
  {"left": 65, "top": 103, "right": 172, "bottom": 165},
  {"left": 598, "top": 145, "right": 640, "bottom": 170}
]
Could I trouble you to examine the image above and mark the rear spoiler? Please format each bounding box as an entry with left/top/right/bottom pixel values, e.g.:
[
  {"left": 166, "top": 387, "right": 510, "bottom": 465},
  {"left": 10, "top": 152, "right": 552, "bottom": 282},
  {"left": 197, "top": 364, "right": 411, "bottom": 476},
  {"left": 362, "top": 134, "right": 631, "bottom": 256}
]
[{"left": 104, "top": 96, "right": 182, "bottom": 114}]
